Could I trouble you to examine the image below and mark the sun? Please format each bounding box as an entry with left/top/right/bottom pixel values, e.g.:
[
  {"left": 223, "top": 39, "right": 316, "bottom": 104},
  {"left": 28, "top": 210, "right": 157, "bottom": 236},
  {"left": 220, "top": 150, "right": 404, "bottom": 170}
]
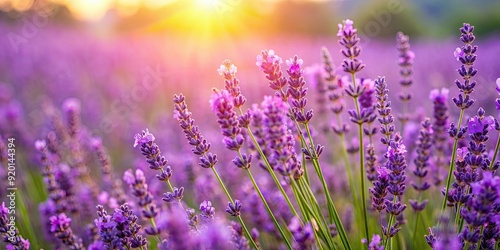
[{"left": 195, "top": 0, "right": 220, "bottom": 9}]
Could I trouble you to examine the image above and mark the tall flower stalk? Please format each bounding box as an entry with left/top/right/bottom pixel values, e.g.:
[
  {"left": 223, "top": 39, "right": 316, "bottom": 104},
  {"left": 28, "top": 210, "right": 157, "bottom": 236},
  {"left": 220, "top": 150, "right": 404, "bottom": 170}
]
[
  {"left": 442, "top": 23, "right": 478, "bottom": 213},
  {"left": 396, "top": 31, "right": 415, "bottom": 134},
  {"left": 430, "top": 88, "right": 450, "bottom": 186},
  {"left": 338, "top": 19, "right": 370, "bottom": 242},
  {"left": 409, "top": 118, "right": 433, "bottom": 247}
]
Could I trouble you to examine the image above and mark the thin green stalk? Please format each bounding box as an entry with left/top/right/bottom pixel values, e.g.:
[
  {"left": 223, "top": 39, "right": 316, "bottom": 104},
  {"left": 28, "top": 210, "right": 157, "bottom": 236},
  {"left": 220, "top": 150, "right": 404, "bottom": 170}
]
[
  {"left": 238, "top": 107, "right": 300, "bottom": 219},
  {"left": 350, "top": 72, "right": 370, "bottom": 243},
  {"left": 291, "top": 178, "right": 336, "bottom": 249},
  {"left": 489, "top": 131, "right": 500, "bottom": 170},
  {"left": 246, "top": 169, "right": 293, "bottom": 250},
  {"left": 383, "top": 196, "right": 398, "bottom": 249},
  {"left": 476, "top": 225, "right": 485, "bottom": 250},
  {"left": 212, "top": 168, "right": 259, "bottom": 249},
  {"left": 441, "top": 109, "right": 465, "bottom": 212},
  {"left": 310, "top": 158, "right": 352, "bottom": 250},
  {"left": 411, "top": 212, "right": 421, "bottom": 249},
  {"left": 357, "top": 123, "right": 369, "bottom": 242},
  {"left": 294, "top": 178, "right": 337, "bottom": 248}
]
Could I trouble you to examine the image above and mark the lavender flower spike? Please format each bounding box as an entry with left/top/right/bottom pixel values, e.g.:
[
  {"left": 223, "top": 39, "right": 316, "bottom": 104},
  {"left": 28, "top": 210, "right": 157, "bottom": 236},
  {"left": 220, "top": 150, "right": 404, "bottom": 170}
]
[
  {"left": 429, "top": 88, "right": 450, "bottom": 186},
  {"left": 133, "top": 129, "right": 173, "bottom": 182},
  {"left": 409, "top": 118, "right": 433, "bottom": 212},
  {"left": 123, "top": 169, "right": 160, "bottom": 235},
  {"left": 174, "top": 93, "right": 218, "bottom": 169},
  {"left": 0, "top": 202, "right": 30, "bottom": 250},
  {"left": 49, "top": 213, "right": 84, "bottom": 249},
  {"left": 452, "top": 23, "right": 477, "bottom": 110},
  {"left": 396, "top": 31, "right": 415, "bottom": 128},
  {"left": 338, "top": 19, "right": 364, "bottom": 74}
]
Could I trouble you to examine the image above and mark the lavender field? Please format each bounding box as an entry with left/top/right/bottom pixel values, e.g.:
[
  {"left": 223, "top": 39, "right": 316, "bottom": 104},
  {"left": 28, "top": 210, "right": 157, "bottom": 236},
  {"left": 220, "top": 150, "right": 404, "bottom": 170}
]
[{"left": 1, "top": 1, "right": 500, "bottom": 250}]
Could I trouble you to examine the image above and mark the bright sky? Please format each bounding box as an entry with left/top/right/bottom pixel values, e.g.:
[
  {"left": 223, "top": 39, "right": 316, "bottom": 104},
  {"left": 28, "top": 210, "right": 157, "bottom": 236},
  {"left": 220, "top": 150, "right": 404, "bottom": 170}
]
[{"left": 1, "top": 0, "right": 327, "bottom": 21}]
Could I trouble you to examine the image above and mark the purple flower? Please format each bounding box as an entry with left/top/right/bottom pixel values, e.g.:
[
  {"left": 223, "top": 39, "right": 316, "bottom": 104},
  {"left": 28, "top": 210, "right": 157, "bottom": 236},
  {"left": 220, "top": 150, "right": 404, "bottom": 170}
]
[
  {"left": 468, "top": 116, "right": 494, "bottom": 134},
  {"left": 256, "top": 49, "right": 289, "bottom": 100},
  {"left": 359, "top": 78, "right": 375, "bottom": 109},
  {"left": 123, "top": 168, "right": 160, "bottom": 232},
  {"left": 210, "top": 89, "right": 245, "bottom": 153},
  {"left": 409, "top": 118, "right": 433, "bottom": 212},
  {"left": 288, "top": 217, "right": 315, "bottom": 249},
  {"left": 200, "top": 200, "right": 215, "bottom": 223},
  {"left": 262, "top": 96, "right": 300, "bottom": 175},
  {"left": 62, "top": 97, "right": 81, "bottom": 113},
  {"left": 429, "top": 88, "right": 449, "bottom": 104},
  {"left": 430, "top": 87, "right": 450, "bottom": 186},
  {"left": 34, "top": 139, "right": 47, "bottom": 151},
  {"left": 496, "top": 78, "right": 500, "bottom": 94},
  {"left": 230, "top": 222, "right": 250, "bottom": 250},
  {"left": 456, "top": 147, "right": 468, "bottom": 162},
  {"left": 217, "top": 60, "right": 237, "bottom": 77},
  {"left": 1, "top": 202, "right": 30, "bottom": 250},
  {"left": 370, "top": 166, "right": 390, "bottom": 211},
  {"left": 49, "top": 213, "right": 84, "bottom": 249},
  {"left": 286, "top": 57, "right": 303, "bottom": 76},
  {"left": 362, "top": 234, "right": 384, "bottom": 250},
  {"left": 49, "top": 213, "right": 72, "bottom": 233},
  {"left": 375, "top": 77, "right": 395, "bottom": 146},
  {"left": 256, "top": 49, "right": 282, "bottom": 69},
  {"left": 133, "top": 128, "right": 172, "bottom": 182},
  {"left": 338, "top": 19, "right": 364, "bottom": 74},
  {"left": 226, "top": 200, "right": 242, "bottom": 217},
  {"left": 174, "top": 94, "right": 218, "bottom": 169},
  {"left": 337, "top": 19, "right": 356, "bottom": 37},
  {"left": 460, "top": 172, "right": 500, "bottom": 247},
  {"left": 133, "top": 128, "right": 155, "bottom": 147},
  {"left": 286, "top": 55, "right": 313, "bottom": 124},
  {"left": 452, "top": 23, "right": 477, "bottom": 110},
  {"left": 453, "top": 47, "right": 464, "bottom": 61}
]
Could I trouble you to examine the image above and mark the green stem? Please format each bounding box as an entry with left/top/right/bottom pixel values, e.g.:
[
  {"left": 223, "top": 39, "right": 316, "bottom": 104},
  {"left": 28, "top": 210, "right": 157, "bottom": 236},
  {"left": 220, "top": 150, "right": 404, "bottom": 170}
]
[
  {"left": 350, "top": 72, "right": 369, "bottom": 243},
  {"left": 357, "top": 123, "right": 369, "bottom": 242},
  {"left": 246, "top": 169, "right": 293, "bottom": 250},
  {"left": 384, "top": 196, "right": 398, "bottom": 249},
  {"left": 411, "top": 212, "right": 420, "bottom": 249},
  {"left": 291, "top": 178, "right": 336, "bottom": 249},
  {"left": 476, "top": 225, "right": 485, "bottom": 250},
  {"left": 441, "top": 109, "right": 465, "bottom": 212},
  {"left": 489, "top": 131, "right": 500, "bottom": 170},
  {"left": 310, "top": 158, "right": 352, "bottom": 250},
  {"left": 212, "top": 168, "right": 259, "bottom": 249},
  {"left": 239, "top": 107, "right": 300, "bottom": 219}
]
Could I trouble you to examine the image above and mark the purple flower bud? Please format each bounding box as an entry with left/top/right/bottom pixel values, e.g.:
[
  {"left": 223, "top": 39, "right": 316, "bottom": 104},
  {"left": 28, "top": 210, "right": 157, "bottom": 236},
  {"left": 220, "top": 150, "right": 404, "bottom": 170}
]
[
  {"left": 133, "top": 128, "right": 155, "bottom": 148},
  {"left": 226, "top": 200, "right": 242, "bottom": 217},
  {"left": 34, "top": 139, "right": 47, "bottom": 151}
]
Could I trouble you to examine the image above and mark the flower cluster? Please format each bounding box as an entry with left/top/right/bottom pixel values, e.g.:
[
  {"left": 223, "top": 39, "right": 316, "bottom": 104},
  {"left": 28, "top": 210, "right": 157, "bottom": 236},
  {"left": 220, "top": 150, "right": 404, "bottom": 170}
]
[{"left": 94, "top": 204, "right": 147, "bottom": 249}]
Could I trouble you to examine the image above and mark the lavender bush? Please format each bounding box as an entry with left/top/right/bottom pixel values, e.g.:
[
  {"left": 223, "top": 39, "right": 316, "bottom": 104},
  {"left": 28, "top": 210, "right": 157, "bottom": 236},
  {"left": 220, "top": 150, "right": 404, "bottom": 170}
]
[{"left": 0, "top": 19, "right": 500, "bottom": 250}]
